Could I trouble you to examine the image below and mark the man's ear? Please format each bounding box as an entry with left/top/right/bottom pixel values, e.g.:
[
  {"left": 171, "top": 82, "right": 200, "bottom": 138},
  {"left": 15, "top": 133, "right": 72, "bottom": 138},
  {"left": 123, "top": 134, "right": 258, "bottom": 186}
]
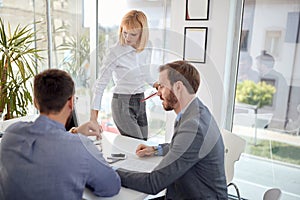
[
  {"left": 34, "top": 98, "right": 39, "bottom": 109},
  {"left": 68, "top": 95, "right": 74, "bottom": 110},
  {"left": 174, "top": 81, "right": 184, "bottom": 91}
]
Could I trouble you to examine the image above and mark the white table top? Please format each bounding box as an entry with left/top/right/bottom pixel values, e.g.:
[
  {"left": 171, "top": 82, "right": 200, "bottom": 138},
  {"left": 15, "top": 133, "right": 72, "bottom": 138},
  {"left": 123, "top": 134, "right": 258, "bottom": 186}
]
[{"left": 82, "top": 131, "right": 162, "bottom": 200}]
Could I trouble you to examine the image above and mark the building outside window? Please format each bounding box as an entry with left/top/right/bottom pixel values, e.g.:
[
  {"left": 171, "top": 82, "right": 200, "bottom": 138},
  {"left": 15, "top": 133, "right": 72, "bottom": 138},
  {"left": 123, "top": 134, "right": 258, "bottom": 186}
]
[{"left": 233, "top": 0, "right": 300, "bottom": 199}]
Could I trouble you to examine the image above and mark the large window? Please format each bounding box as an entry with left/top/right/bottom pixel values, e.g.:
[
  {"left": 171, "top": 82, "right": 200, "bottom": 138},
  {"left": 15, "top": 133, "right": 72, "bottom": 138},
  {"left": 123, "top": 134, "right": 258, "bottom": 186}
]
[
  {"left": 0, "top": 0, "right": 48, "bottom": 117},
  {"left": 0, "top": 0, "right": 170, "bottom": 140},
  {"left": 232, "top": 0, "right": 300, "bottom": 199}
]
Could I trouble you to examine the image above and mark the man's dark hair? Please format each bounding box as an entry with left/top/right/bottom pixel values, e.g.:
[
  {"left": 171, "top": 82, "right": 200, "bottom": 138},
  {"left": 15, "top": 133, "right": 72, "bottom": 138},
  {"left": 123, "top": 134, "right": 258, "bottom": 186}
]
[
  {"left": 34, "top": 69, "right": 74, "bottom": 114},
  {"left": 159, "top": 60, "right": 200, "bottom": 94}
]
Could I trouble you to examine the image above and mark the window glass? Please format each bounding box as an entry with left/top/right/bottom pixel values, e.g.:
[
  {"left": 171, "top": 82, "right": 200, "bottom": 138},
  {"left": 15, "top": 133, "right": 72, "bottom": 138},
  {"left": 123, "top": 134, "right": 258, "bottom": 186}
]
[
  {"left": 233, "top": 0, "right": 300, "bottom": 199},
  {"left": 0, "top": 0, "right": 170, "bottom": 138},
  {"left": 50, "top": 0, "right": 91, "bottom": 125},
  {"left": 0, "top": 0, "right": 47, "bottom": 117}
]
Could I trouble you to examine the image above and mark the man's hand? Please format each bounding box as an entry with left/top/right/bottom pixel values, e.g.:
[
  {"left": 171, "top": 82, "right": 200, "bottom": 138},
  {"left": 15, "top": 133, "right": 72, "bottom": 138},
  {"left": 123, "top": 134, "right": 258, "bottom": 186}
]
[
  {"left": 77, "top": 121, "right": 103, "bottom": 138},
  {"left": 135, "top": 144, "right": 155, "bottom": 157}
]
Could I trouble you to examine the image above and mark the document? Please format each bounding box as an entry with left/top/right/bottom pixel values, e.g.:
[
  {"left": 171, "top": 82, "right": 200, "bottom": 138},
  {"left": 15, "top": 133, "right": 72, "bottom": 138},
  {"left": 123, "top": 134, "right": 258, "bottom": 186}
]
[{"left": 113, "top": 158, "right": 158, "bottom": 172}]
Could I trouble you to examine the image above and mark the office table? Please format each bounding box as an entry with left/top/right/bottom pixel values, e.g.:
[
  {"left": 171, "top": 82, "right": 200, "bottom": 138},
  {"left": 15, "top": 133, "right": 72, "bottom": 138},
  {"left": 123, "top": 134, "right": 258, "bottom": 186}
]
[{"left": 82, "top": 131, "right": 163, "bottom": 200}]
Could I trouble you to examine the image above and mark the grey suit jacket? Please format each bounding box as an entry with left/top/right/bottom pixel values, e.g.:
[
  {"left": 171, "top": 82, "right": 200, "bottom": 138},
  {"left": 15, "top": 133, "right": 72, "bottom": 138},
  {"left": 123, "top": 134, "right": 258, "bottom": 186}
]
[{"left": 117, "top": 98, "right": 228, "bottom": 199}]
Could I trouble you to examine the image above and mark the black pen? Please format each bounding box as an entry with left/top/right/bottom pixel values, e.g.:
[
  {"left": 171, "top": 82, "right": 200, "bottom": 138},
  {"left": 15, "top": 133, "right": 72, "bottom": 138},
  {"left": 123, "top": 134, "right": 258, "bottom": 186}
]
[{"left": 107, "top": 158, "right": 125, "bottom": 164}]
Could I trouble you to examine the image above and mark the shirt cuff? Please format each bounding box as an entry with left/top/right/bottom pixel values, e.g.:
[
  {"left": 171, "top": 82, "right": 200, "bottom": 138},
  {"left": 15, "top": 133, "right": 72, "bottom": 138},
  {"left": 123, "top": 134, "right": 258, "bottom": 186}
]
[{"left": 154, "top": 145, "right": 163, "bottom": 156}]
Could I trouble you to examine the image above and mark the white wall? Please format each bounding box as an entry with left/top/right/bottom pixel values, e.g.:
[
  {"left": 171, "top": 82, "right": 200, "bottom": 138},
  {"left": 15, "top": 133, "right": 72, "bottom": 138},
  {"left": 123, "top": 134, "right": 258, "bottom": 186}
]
[{"left": 163, "top": 0, "right": 233, "bottom": 141}]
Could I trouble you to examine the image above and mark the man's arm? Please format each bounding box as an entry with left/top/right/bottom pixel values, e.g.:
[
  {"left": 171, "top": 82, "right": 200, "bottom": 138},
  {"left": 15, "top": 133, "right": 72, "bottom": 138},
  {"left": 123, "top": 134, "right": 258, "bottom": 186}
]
[
  {"left": 86, "top": 155, "right": 121, "bottom": 197},
  {"left": 79, "top": 135, "right": 121, "bottom": 197},
  {"left": 135, "top": 144, "right": 168, "bottom": 157},
  {"left": 117, "top": 118, "right": 202, "bottom": 195}
]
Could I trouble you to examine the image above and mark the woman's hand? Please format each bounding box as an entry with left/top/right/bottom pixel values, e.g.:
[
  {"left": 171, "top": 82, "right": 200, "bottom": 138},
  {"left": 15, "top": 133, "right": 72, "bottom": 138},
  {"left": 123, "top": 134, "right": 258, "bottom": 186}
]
[
  {"left": 90, "top": 109, "right": 99, "bottom": 123},
  {"left": 77, "top": 121, "right": 102, "bottom": 138},
  {"left": 90, "top": 109, "right": 103, "bottom": 139},
  {"left": 153, "top": 82, "right": 160, "bottom": 90}
]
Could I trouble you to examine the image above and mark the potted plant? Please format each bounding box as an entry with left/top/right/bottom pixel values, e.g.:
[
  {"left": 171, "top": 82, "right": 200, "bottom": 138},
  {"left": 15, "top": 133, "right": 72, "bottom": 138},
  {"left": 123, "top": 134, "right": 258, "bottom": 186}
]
[{"left": 0, "top": 18, "right": 43, "bottom": 120}]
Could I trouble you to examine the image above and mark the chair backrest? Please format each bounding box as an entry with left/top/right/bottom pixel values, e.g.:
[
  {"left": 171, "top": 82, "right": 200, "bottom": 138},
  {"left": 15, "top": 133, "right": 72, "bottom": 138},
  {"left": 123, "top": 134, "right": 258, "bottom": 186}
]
[
  {"left": 263, "top": 188, "right": 282, "bottom": 200},
  {"left": 221, "top": 129, "right": 246, "bottom": 184},
  {"left": 1, "top": 114, "right": 38, "bottom": 131},
  {"left": 65, "top": 109, "right": 79, "bottom": 130}
]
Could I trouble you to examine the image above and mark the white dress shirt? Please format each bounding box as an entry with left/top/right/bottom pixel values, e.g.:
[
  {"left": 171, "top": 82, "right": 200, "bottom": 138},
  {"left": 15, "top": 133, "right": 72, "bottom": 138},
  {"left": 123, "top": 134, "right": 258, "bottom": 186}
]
[{"left": 92, "top": 42, "right": 155, "bottom": 110}]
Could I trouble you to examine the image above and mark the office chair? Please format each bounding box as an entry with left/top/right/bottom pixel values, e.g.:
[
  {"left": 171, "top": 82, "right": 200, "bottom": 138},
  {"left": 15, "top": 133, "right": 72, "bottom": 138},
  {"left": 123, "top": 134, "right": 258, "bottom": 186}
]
[
  {"left": 221, "top": 129, "right": 246, "bottom": 200},
  {"left": 263, "top": 188, "right": 282, "bottom": 200},
  {"left": 65, "top": 109, "right": 79, "bottom": 130}
]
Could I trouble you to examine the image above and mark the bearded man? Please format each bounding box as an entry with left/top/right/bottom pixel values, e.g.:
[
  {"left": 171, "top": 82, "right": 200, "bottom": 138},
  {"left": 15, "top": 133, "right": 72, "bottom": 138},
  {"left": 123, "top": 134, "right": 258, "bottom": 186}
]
[{"left": 116, "top": 60, "right": 228, "bottom": 200}]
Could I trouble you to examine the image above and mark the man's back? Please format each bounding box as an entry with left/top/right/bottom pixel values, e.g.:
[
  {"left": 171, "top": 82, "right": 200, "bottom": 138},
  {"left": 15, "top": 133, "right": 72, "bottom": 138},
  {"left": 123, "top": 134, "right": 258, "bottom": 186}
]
[{"left": 0, "top": 115, "right": 120, "bottom": 200}]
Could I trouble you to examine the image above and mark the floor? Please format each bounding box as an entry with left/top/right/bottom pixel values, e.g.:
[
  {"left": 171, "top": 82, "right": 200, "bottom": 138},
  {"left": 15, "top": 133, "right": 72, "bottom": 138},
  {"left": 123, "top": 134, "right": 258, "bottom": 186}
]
[{"left": 230, "top": 125, "right": 300, "bottom": 200}]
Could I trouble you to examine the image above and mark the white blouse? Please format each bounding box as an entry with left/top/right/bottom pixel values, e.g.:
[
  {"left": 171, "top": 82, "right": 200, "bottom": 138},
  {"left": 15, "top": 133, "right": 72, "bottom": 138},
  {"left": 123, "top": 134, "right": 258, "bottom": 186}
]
[{"left": 92, "top": 42, "right": 155, "bottom": 110}]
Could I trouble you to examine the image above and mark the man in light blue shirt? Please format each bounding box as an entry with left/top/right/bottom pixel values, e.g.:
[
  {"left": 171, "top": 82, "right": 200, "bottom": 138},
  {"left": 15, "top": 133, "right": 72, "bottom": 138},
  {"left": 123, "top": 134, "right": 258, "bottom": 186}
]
[{"left": 0, "top": 69, "right": 121, "bottom": 200}]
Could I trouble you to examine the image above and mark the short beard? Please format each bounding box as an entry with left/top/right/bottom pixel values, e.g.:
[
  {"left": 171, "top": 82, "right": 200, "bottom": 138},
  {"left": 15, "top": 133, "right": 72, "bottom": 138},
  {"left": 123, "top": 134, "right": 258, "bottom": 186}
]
[{"left": 163, "top": 90, "right": 178, "bottom": 111}]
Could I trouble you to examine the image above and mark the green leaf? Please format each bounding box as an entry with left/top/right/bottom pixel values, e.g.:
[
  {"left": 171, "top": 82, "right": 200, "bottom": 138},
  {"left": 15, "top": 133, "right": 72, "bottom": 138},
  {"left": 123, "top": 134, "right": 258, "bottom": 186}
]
[
  {"left": 235, "top": 80, "right": 276, "bottom": 108},
  {"left": 0, "top": 19, "right": 44, "bottom": 119},
  {"left": 0, "top": 18, "right": 7, "bottom": 47}
]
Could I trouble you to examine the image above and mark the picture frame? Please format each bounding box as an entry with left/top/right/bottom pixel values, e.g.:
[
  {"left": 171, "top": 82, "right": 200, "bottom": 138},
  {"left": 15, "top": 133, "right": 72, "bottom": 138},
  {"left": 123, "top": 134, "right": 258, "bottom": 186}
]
[
  {"left": 183, "top": 27, "right": 208, "bottom": 63},
  {"left": 185, "top": 0, "right": 210, "bottom": 20}
]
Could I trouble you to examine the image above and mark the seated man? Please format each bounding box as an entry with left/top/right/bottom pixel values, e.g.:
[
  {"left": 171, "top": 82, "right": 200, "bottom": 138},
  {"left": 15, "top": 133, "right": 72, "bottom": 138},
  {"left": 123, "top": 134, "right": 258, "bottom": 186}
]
[
  {"left": 117, "top": 60, "right": 228, "bottom": 199},
  {"left": 0, "top": 69, "right": 120, "bottom": 200}
]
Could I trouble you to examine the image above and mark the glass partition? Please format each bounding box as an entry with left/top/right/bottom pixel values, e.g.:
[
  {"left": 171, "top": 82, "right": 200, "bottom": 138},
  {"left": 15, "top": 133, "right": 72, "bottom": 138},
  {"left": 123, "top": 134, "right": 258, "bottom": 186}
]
[
  {"left": 51, "top": 0, "right": 91, "bottom": 126},
  {"left": 0, "top": 0, "right": 170, "bottom": 138},
  {"left": 232, "top": 0, "right": 300, "bottom": 199},
  {"left": 0, "top": 0, "right": 47, "bottom": 117}
]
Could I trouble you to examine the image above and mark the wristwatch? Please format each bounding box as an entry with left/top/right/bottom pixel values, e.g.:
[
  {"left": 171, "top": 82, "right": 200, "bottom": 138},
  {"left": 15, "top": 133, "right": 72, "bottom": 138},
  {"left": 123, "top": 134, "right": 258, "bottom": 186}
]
[
  {"left": 152, "top": 146, "right": 159, "bottom": 156},
  {"left": 69, "top": 127, "right": 78, "bottom": 134}
]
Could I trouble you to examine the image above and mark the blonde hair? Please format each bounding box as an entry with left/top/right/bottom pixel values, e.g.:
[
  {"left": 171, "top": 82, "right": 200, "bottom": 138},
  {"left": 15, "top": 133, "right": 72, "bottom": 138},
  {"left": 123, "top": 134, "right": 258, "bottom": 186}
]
[{"left": 118, "top": 10, "right": 149, "bottom": 52}]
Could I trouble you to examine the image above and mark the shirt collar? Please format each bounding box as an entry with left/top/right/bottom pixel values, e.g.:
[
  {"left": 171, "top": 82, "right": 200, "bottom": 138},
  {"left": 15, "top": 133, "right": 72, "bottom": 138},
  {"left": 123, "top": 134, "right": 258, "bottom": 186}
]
[
  {"left": 176, "top": 96, "right": 197, "bottom": 121},
  {"left": 35, "top": 115, "right": 66, "bottom": 131}
]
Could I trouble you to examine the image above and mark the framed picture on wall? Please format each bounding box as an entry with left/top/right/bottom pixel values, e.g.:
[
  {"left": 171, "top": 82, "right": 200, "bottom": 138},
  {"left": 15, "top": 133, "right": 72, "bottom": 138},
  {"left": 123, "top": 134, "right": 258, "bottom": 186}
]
[
  {"left": 183, "top": 27, "right": 208, "bottom": 63},
  {"left": 185, "top": 0, "right": 210, "bottom": 20}
]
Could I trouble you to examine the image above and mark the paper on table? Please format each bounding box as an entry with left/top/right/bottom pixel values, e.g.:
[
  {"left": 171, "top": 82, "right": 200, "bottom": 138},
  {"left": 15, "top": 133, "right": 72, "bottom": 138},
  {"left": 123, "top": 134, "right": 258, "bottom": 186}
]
[{"left": 113, "top": 159, "right": 158, "bottom": 172}]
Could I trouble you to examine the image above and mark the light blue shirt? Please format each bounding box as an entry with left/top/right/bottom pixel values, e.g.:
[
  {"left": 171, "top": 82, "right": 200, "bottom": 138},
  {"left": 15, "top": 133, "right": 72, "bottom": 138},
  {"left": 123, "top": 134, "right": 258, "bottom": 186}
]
[{"left": 0, "top": 115, "right": 121, "bottom": 200}]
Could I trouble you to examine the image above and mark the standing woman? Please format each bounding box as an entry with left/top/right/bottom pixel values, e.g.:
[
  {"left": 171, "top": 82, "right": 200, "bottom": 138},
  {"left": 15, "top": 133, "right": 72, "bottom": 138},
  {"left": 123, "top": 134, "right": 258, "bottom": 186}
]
[{"left": 91, "top": 10, "right": 155, "bottom": 140}]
